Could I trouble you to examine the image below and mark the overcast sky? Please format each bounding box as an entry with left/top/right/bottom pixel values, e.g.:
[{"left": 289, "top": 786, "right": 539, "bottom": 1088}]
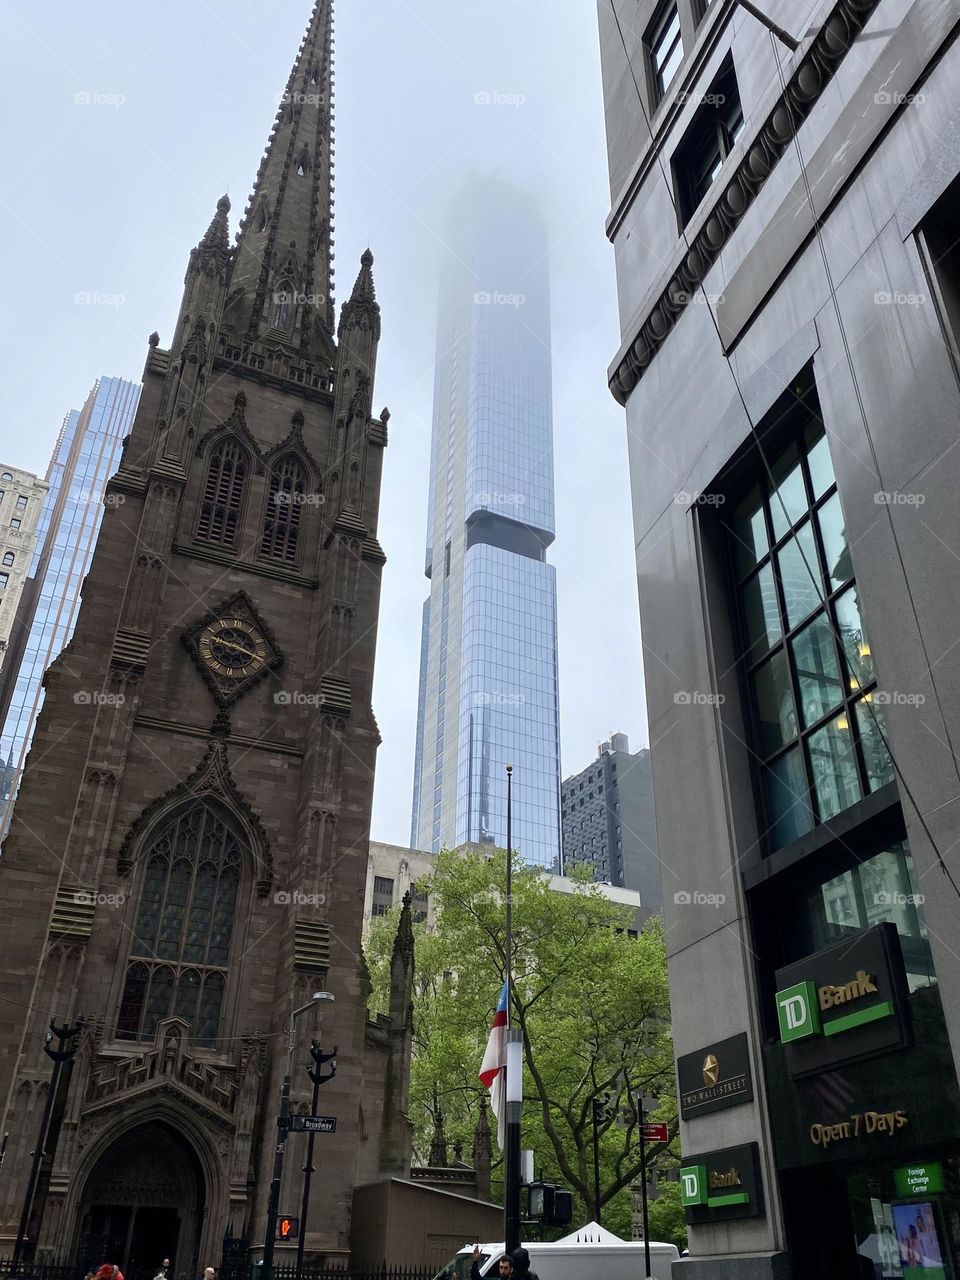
[{"left": 0, "top": 0, "right": 648, "bottom": 846}]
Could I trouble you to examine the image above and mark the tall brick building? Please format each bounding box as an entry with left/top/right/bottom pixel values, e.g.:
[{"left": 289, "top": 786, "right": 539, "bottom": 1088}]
[{"left": 0, "top": 3, "right": 412, "bottom": 1274}]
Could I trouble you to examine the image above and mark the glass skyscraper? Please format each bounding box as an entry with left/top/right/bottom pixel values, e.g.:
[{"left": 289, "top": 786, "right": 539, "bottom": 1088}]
[
  {"left": 410, "top": 180, "right": 561, "bottom": 867},
  {"left": 0, "top": 377, "right": 141, "bottom": 825}
]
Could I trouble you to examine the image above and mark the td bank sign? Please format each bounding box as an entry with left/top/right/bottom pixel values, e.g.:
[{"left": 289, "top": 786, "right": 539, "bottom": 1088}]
[
  {"left": 777, "top": 971, "right": 894, "bottom": 1043},
  {"left": 774, "top": 923, "right": 909, "bottom": 1078}
]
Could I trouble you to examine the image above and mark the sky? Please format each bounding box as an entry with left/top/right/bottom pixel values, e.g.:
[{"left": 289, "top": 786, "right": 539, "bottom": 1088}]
[{"left": 0, "top": 0, "right": 648, "bottom": 847}]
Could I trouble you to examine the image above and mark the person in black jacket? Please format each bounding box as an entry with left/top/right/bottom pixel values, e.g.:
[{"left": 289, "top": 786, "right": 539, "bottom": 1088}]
[
  {"left": 470, "top": 1247, "right": 513, "bottom": 1279},
  {"left": 509, "top": 1248, "right": 539, "bottom": 1280}
]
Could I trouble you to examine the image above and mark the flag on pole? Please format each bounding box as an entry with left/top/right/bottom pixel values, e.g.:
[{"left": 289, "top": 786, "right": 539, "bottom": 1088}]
[{"left": 479, "top": 980, "right": 509, "bottom": 1151}]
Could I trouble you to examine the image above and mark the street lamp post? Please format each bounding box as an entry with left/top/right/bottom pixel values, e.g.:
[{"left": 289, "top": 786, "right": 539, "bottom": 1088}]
[
  {"left": 294, "top": 1041, "right": 336, "bottom": 1280},
  {"left": 504, "top": 765, "right": 522, "bottom": 1258},
  {"left": 261, "top": 992, "right": 334, "bottom": 1280},
  {"left": 12, "top": 1020, "right": 83, "bottom": 1273}
]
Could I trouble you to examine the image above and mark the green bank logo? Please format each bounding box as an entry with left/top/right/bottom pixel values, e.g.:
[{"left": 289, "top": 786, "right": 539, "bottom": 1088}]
[
  {"left": 680, "top": 1163, "right": 750, "bottom": 1209},
  {"left": 776, "top": 972, "right": 894, "bottom": 1044},
  {"left": 680, "top": 1165, "right": 706, "bottom": 1206},
  {"left": 776, "top": 981, "right": 820, "bottom": 1043}
]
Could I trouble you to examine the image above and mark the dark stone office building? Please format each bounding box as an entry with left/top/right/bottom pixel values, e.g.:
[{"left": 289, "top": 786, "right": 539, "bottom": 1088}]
[
  {"left": 561, "top": 733, "right": 661, "bottom": 911},
  {"left": 598, "top": 0, "right": 960, "bottom": 1274},
  {"left": 0, "top": 3, "right": 415, "bottom": 1274}
]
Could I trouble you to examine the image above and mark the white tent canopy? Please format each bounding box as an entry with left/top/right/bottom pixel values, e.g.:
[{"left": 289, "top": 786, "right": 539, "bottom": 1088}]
[{"left": 556, "top": 1221, "right": 630, "bottom": 1245}]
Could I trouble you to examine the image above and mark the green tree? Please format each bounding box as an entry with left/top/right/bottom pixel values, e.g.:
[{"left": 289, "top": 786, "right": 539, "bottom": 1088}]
[
  {"left": 647, "top": 1182, "right": 688, "bottom": 1251},
  {"left": 366, "top": 848, "right": 679, "bottom": 1226}
]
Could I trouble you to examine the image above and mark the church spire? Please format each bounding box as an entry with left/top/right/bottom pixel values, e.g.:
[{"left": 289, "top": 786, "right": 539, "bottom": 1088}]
[{"left": 224, "top": 0, "right": 336, "bottom": 360}]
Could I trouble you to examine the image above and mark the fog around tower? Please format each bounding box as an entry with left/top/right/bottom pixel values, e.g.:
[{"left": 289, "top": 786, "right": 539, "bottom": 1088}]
[{"left": 0, "top": 0, "right": 648, "bottom": 848}]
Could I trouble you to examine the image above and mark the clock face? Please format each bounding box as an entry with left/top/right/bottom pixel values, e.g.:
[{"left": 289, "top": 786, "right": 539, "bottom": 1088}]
[
  {"left": 198, "top": 617, "right": 270, "bottom": 680},
  {"left": 183, "top": 593, "right": 282, "bottom": 707}
]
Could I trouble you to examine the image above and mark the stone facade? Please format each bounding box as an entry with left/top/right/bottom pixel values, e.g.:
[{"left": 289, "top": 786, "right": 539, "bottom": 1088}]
[
  {"left": 0, "top": 3, "right": 412, "bottom": 1274},
  {"left": 0, "top": 465, "right": 47, "bottom": 673}
]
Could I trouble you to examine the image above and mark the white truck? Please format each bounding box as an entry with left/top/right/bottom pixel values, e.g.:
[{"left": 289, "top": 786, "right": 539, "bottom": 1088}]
[{"left": 433, "top": 1221, "right": 679, "bottom": 1280}]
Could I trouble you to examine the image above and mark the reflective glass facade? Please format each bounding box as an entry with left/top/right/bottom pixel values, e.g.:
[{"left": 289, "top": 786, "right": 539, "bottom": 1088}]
[
  {"left": 411, "top": 181, "right": 561, "bottom": 867},
  {"left": 0, "top": 377, "right": 140, "bottom": 826}
]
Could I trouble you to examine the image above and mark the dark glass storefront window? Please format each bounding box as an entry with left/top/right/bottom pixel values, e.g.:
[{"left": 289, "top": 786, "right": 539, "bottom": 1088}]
[
  {"left": 806, "top": 840, "right": 935, "bottom": 992},
  {"left": 727, "top": 387, "right": 895, "bottom": 854}
]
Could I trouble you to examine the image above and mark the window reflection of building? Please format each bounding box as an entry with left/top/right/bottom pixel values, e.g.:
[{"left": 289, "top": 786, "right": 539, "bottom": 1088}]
[{"left": 730, "top": 385, "right": 895, "bottom": 852}]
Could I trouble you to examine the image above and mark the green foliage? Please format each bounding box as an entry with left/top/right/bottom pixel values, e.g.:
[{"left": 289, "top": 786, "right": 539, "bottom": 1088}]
[
  {"left": 365, "top": 848, "right": 679, "bottom": 1223},
  {"left": 647, "top": 1182, "right": 688, "bottom": 1251}
]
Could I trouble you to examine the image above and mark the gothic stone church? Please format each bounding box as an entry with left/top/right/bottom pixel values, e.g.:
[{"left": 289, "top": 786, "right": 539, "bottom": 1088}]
[{"left": 0, "top": 2, "right": 415, "bottom": 1272}]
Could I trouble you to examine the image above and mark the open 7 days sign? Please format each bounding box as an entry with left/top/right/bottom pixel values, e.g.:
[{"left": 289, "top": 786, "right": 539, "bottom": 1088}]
[{"left": 774, "top": 923, "right": 909, "bottom": 1078}]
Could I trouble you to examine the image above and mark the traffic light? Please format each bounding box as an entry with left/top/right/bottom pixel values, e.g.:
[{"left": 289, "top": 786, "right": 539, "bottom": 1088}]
[
  {"left": 522, "top": 1182, "right": 572, "bottom": 1227},
  {"left": 277, "top": 1216, "right": 300, "bottom": 1241}
]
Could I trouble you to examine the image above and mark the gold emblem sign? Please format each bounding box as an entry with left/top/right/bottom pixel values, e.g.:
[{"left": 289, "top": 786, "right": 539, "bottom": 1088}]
[{"left": 703, "top": 1054, "right": 720, "bottom": 1088}]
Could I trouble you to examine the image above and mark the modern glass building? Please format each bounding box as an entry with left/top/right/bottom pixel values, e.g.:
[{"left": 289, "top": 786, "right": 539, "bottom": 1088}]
[
  {"left": 410, "top": 180, "right": 561, "bottom": 868},
  {"left": 0, "top": 377, "right": 141, "bottom": 825}
]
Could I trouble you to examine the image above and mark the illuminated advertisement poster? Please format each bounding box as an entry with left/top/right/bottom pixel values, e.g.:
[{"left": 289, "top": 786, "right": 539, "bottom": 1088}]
[{"left": 891, "top": 1202, "right": 945, "bottom": 1279}]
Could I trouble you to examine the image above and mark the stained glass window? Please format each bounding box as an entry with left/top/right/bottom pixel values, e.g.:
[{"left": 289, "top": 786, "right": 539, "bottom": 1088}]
[{"left": 116, "top": 803, "right": 242, "bottom": 1047}]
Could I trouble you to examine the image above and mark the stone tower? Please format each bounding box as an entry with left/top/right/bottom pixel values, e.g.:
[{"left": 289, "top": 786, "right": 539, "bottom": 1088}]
[{"left": 0, "top": 1, "right": 408, "bottom": 1270}]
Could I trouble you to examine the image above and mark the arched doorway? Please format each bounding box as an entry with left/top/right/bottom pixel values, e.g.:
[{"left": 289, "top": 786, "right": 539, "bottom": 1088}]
[{"left": 75, "top": 1121, "right": 205, "bottom": 1280}]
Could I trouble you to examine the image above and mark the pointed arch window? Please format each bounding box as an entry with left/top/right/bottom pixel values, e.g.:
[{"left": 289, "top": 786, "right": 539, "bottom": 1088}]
[
  {"left": 116, "top": 803, "right": 242, "bottom": 1048},
  {"left": 272, "top": 280, "right": 295, "bottom": 330},
  {"left": 261, "top": 455, "right": 308, "bottom": 563},
  {"left": 197, "top": 437, "right": 247, "bottom": 547}
]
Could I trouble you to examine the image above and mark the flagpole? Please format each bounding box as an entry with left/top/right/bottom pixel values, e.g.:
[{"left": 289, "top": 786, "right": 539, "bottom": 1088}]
[{"left": 504, "top": 764, "right": 522, "bottom": 1256}]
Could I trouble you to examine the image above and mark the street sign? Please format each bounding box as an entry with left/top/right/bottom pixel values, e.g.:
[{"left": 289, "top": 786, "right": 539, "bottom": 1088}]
[
  {"left": 641, "top": 1122, "right": 669, "bottom": 1143},
  {"left": 289, "top": 1114, "right": 337, "bottom": 1133}
]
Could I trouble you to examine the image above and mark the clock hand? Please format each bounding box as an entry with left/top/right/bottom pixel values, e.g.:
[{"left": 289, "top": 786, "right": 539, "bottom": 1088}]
[{"left": 214, "top": 636, "right": 261, "bottom": 661}]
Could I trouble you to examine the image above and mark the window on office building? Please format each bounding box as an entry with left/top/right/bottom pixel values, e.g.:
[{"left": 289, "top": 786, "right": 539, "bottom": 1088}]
[
  {"left": 645, "top": 3, "right": 683, "bottom": 106},
  {"left": 727, "top": 376, "right": 895, "bottom": 853},
  {"left": 673, "top": 54, "right": 743, "bottom": 225},
  {"left": 372, "top": 875, "right": 394, "bottom": 918},
  {"left": 918, "top": 174, "right": 960, "bottom": 373}
]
